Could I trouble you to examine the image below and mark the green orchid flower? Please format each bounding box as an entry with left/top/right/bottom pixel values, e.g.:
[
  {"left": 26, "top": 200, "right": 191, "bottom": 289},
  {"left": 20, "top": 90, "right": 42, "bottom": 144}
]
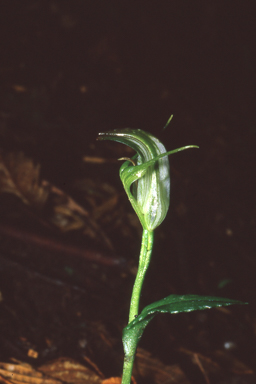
[{"left": 97, "top": 128, "right": 198, "bottom": 231}]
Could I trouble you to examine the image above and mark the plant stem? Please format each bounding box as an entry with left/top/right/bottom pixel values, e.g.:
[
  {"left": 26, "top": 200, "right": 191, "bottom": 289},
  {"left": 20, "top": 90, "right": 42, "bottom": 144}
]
[
  {"left": 121, "top": 229, "right": 154, "bottom": 384},
  {"left": 128, "top": 229, "right": 154, "bottom": 323},
  {"left": 121, "top": 354, "right": 136, "bottom": 384}
]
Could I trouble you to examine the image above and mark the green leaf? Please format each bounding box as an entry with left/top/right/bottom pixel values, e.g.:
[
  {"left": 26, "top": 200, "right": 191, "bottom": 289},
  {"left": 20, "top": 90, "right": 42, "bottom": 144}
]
[{"left": 122, "top": 294, "right": 246, "bottom": 358}]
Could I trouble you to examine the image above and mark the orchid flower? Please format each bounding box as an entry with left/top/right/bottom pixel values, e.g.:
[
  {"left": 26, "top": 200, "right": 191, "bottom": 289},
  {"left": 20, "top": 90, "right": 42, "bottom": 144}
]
[{"left": 98, "top": 128, "right": 197, "bottom": 231}]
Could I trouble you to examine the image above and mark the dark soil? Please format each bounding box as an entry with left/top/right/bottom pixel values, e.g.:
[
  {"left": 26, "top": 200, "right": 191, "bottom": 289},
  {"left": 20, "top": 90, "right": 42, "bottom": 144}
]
[{"left": 0, "top": 2, "right": 255, "bottom": 384}]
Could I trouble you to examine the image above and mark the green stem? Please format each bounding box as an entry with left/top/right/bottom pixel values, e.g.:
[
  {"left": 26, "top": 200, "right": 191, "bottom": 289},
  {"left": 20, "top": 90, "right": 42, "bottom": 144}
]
[
  {"left": 121, "top": 229, "right": 154, "bottom": 384},
  {"left": 121, "top": 354, "right": 136, "bottom": 384},
  {"left": 129, "top": 229, "right": 154, "bottom": 322}
]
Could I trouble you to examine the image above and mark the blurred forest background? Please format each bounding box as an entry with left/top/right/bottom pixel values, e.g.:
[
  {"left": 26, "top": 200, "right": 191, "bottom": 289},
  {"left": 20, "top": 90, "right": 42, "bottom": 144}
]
[{"left": 0, "top": 2, "right": 255, "bottom": 384}]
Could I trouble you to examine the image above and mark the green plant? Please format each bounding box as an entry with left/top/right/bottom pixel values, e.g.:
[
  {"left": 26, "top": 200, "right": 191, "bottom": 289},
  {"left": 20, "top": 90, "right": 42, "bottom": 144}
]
[{"left": 97, "top": 122, "right": 245, "bottom": 384}]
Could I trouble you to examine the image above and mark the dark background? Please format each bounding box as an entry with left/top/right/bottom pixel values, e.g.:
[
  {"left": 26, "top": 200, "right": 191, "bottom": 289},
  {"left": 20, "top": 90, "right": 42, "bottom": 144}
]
[{"left": 0, "top": 1, "right": 255, "bottom": 383}]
